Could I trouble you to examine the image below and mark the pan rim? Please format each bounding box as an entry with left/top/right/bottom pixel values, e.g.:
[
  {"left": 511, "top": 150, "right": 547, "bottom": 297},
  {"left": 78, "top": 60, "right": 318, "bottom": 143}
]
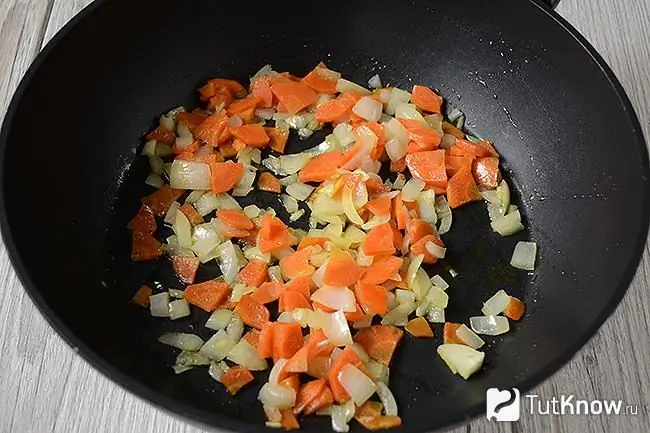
[{"left": 0, "top": 0, "right": 648, "bottom": 432}]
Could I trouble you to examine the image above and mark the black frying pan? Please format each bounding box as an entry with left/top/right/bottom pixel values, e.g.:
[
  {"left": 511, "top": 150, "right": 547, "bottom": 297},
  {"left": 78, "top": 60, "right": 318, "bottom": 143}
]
[{"left": 1, "top": 0, "right": 648, "bottom": 432}]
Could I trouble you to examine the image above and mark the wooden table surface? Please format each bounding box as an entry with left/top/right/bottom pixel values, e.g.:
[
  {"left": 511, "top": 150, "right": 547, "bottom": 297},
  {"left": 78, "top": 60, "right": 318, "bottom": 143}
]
[{"left": 0, "top": 1, "right": 648, "bottom": 432}]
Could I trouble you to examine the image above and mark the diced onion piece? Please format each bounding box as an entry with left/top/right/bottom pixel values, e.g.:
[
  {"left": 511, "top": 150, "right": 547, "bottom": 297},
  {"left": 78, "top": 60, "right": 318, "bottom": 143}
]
[
  {"left": 430, "top": 274, "right": 449, "bottom": 290},
  {"left": 318, "top": 310, "right": 353, "bottom": 346},
  {"left": 243, "top": 204, "right": 262, "bottom": 219},
  {"left": 491, "top": 210, "right": 524, "bottom": 236},
  {"left": 175, "top": 350, "right": 211, "bottom": 367},
  {"left": 427, "top": 306, "right": 445, "bottom": 323},
  {"left": 169, "top": 288, "right": 185, "bottom": 298},
  {"left": 417, "top": 190, "right": 437, "bottom": 224},
  {"left": 232, "top": 166, "right": 256, "bottom": 197},
  {"left": 142, "top": 139, "right": 157, "bottom": 156},
  {"left": 255, "top": 107, "right": 276, "bottom": 120},
  {"left": 348, "top": 343, "right": 370, "bottom": 363},
  {"left": 481, "top": 289, "right": 510, "bottom": 316},
  {"left": 269, "top": 359, "right": 288, "bottom": 384},
  {"left": 164, "top": 201, "right": 181, "bottom": 225},
  {"left": 170, "top": 160, "right": 211, "bottom": 190},
  {"left": 510, "top": 241, "right": 537, "bottom": 271},
  {"left": 311, "top": 287, "right": 357, "bottom": 313},
  {"left": 227, "top": 115, "right": 243, "bottom": 128},
  {"left": 456, "top": 324, "right": 486, "bottom": 349},
  {"left": 158, "top": 332, "right": 203, "bottom": 351},
  {"left": 215, "top": 193, "right": 241, "bottom": 210},
  {"left": 407, "top": 254, "right": 424, "bottom": 286},
  {"left": 149, "top": 155, "right": 165, "bottom": 176},
  {"left": 437, "top": 344, "right": 485, "bottom": 379},
  {"left": 169, "top": 299, "right": 191, "bottom": 320},
  {"left": 226, "top": 313, "right": 245, "bottom": 341},
  {"left": 395, "top": 103, "right": 427, "bottom": 126},
  {"left": 145, "top": 173, "right": 164, "bottom": 188},
  {"left": 338, "top": 364, "right": 376, "bottom": 405},
  {"left": 384, "top": 118, "right": 409, "bottom": 147},
  {"left": 425, "top": 113, "right": 444, "bottom": 135},
  {"left": 262, "top": 156, "right": 285, "bottom": 176},
  {"left": 238, "top": 147, "right": 262, "bottom": 166},
  {"left": 227, "top": 339, "right": 268, "bottom": 371},
  {"left": 438, "top": 215, "right": 452, "bottom": 235},
  {"left": 381, "top": 302, "right": 415, "bottom": 326},
  {"left": 268, "top": 266, "right": 284, "bottom": 283},
  {"left": 401, "top": 178, "right": 426, "bottom": 202},
  {"left": 496, "top": 180, "right": 511, "bottom": 214},
  {"left": 342, "top": 186, "right": 364, "bottom": 225},
  {"left": 435, "top": 196, "right": 452, "bottom": 219},
  {"left": 184, "top": 191, "right": 204, "bottom": 205},
  {"left": 150, "top": 292, "right": 170, "bottom": 317},
  {"left": 480, "top": 189, "right": 500, "bottom": 206},
  {"left": 216, "top": 241, "right": 241, "bottom": 284},
  {"left": 281, "top": 194, "right": 299, "bottom": 214},
  {"left": 208, "top": 361, "right": 225, "bottom": 382},
  {"left": 336, "top": 78, "right": 371, "bottom": 95},
  {"left": 343, "top": 225, "right": 366, "bottom": 246},
  {"left": 206, "top": 309, "right": 233, "bottom": 331},
  {"left": 353, "top": 96, "right": 383, "bottom": 122},
  {"left": 173, "top": 211, "right": 192, "bottom": 248},
  {"left": 330, "top": 400, "right": 356, "bottom": 433},
  {"left": 286, "top": 182, "right": 315, "bottom": 201},
  {"left": 393, "top": 173, "right": 407, "bottom": 190},
  {"left": 385, "top": 138, "right": 406, "bottom": 162},
  {"left": 426, "top": 286, "right": 448, "bottom": 308},
  {"left": 368, "top": 74, "right": 382, "bottom": 89},
  {"left": 376, "top": 382, "right": 398, "bottom": 416},
  {"left": 470, "top": 315, "right": 510, "bottom": 336},
  {"left": 440, "top": 133, "right": 456, "bottom": 149},
  {"left": 426, "top": 241, "right": 446, "bottom": 259},
  {"left": 281, "top": 153, "right": 313, "bottom": 175},
  {"left": 244, "top": 245, "right": 271, "bottom": 264},
  {"left": 199, "top": 330, "right": 236, "bottom": 361},
  {"left": 412, "top": 268, "right": 432, "bottom": 301},
  {"left": 395, "top": 289, "right": 416, "bottom": 305},
  {"left": 194, "top": 193, "right": 220, "bottom": 216},
  {"left": 333, "top": 123, "right": 355, "bottom": 147},
  {"left": 365, "top": 360, "right": 388, "bottom": 383},
  {"left": 385, "top": 88, "right": 412, "bottom": 116},
  {"left": 258, "top": 382, "right": 296, "bottom": 410}
]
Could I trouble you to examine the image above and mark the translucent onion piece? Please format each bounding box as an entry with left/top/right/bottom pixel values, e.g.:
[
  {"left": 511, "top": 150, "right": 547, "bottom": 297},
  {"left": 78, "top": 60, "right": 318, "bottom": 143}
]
[
  {"left": 437, "top": 344, "right": 485, "bottom": 379},
  {"left": 395, "top": 289, "right": 416, "bottom": 305},
  {"left": 150, "top": 292, "right": 170, "bottom": 317},
  {"left": 353, "top": 96, "right": 383, "bottom": 122},
  {"left": 281, "top": 153, "right": 313, "bottom": 175},
  {"left": 319, "top": 310, "right": 353, "bottom": 346},
  {"left": 470, "top": 315, "right": 510, "bottom": 336},
  {"left": 330, "top": 399, "right": 356, "bottom": 433},
  {"left": 456, "top": 324, "right": 486, "bottom": 349},
  {"left": 355, "top": 247, "right": 374, "bottom": 267},
  {"left": 426, "top": 241, "right": 446, "bottom": 259},
  {"left": 160, "top": 114, "right": 175, "bottom": 131},
  {"left": 438, "top": 215, "right": 452, "bottom": 235},
  {"left": 368, "top": 74, "right": 382, "bottom": 89},
  {"left": 384, "top": 118, "right": 409, "bottom": 147},
  {"left": 426, "top": 306, "right": 445, "bottom": 323},
  {"left": 145, "top": 173, "right": 164, "bottom": 188},
  {"left": 208, "top": 361, "right": 225, "bottom": 382},
  {"left": 170, "top": 160, "right": 211, "bottom": 190},
  {"left": 385, "top": 88, "right": 412, "bottom": 116},
  {"left": 227, "top": 115, "right": 243, "bottom": 128},
  {"left": 349, "top": 343, "right": 370, "bottom": 363},
  {"left": 244, "top": 246, "right": 271, "bottom": 264},
  {"left": 333, "top": 123, "right": 355, "bottom": 147},
  {"left": 343, "top": 225, "right": 366, "bottom": 245},
  {"left": 430, "top": 274, "right": 449, "bottom": 290},
  {"left": 237, "top": 147, "right": 262, "bottom": 166},
  {"left": 232, "top": 166, "right": 256, "bottom": 197},
  {"left": 142, "top": 139, "right": 157, "bottom": 157},
  {"left": 205, "top": 309, "right": 233, "bottom": 331},
  {"left": 480, "top": 189, "right": 500, "bottom": 206},
  {"left": 342, "top": 186, "right": 364, "bottom": 225},
  {"left": 427, "top": 286, "right": 449, "bottom": 308},
  {"left": 417, "top": 190, "right": 437, "bottom": 224},
  {"left": 175, "top": 350, "right": 211, "bottom": 367},
  {"left": 199, "top": 330, "right": 236, "bottom": 361},
  {"left": 392, "top": 173, "right": 407, "bottom": 190},
  {"left": 376, "top": 382, "right": 398, "bottom": 416},
  {"left": 407, "top": 254, "right": 424, "bottom": 286},
  {"left": 481, "top": 289, "right": 511, "bottom": 316},
  {"left": 440, "top": 134, "right": 456, "bottom": 149},
  {"left": 226, "top": 313, "right": 244, "bottom": 342},
  {"left": 311, "top": 287, "right": 357, "bottom": 312},
  {"left": 194, "top": 193, "right": 220, "bottom": 216},
  {"left": 491, "top": 210, "right": 524, "bottom": 236},
  {"left": 286, "top": 182, "right": 315, "bottom": 201},
  {"left": 164, "top": 201, "right": 181, "bottom": 225},
  {"left": 169, "top": 299, "right": 191, "bottom": 320},
  {"left": 173, "top": 211, "right": 192, "bottom": 248},
  {"left": 312, "top": 263, "right": 327, "bottom": 288},
  {"left": 425, "top": 113, "right": 444, "bottom": 135},
  {"left": 395, "top": 103, "right": 427, "bottom": 125},
  {"left": 381, "top": 302, "right": 415, "bottom": 326},
  {"left": 496, "top": 180, "right": 511, "bottom": 214},
  {"left": 258, "top": 382, "right": 296, "bottom": 410},
  {"left": 401, "top": 178, "right": 426, "bottom": 202},
  {"left": 365, "top": 360, "right": 387, "bottom": 382},
  {"left": 243, "top": 204, "right": 262, "bottom": 218},
  {"left": 216, "top": 241, "right": 241, "bottom": 284},
  {"left": 215, "top": 193, "right": 241, "bottom": 210},
  {"left": 268, "top": 265, "right": 284, "bottom": 283},
  {"left": 336, "top": 78, "right": 371, "bottom": 95},
  {"left": 227, "top": 339, "right": 268, "bottom": 371},
  {"left": 269, "top": 359, "right": 288, "bottom": 384},
  {"left": 338, "top": 364, "right": 376, "bottom": 405},
  {"left": 158, "top": 332, "right": 203, "bottom": 351},
  {"left": 510, "top": 241, "right": 537, "bottom": 271},
  {"left": 435, "top": 196, "right": 452, "bottom": 219},
  {"left": 264, "top": 405, "right": 282, "bottom": 424}
]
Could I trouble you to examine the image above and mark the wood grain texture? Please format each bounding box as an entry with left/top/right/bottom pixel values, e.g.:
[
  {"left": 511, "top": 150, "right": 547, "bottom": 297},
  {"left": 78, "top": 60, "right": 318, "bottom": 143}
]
[{"left": 0, "top": 1, "right": 648, "bottom": 432}]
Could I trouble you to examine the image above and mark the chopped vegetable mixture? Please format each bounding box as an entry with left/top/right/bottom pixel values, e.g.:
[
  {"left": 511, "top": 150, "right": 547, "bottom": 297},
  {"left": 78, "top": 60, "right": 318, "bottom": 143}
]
[{"left": 129, "top": 63, "right": 538, "bottom": 431}]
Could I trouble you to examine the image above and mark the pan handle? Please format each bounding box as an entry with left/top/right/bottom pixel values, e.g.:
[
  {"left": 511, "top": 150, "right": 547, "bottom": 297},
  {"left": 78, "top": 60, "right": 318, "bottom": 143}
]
[{"left": 540, "top": 0, "right": 560, "bottom": 8}]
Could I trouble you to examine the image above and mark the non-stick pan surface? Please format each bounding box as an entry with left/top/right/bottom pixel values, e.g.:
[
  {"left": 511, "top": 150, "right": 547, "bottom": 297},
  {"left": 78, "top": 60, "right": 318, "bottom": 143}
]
[{"left": 0, "top": 0, "right": 648, "bottom": 432}]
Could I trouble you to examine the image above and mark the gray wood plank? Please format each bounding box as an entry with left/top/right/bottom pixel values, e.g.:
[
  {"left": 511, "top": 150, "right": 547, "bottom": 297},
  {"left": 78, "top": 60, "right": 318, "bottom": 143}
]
[{"left": 0, "top": 0, "right": 648, "bottom": 432}]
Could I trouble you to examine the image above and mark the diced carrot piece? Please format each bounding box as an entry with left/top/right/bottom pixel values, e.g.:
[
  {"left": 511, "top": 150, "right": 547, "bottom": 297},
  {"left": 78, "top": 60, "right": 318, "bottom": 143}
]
[
  {"left": 209, "top": 160, "right": 244, "bottom": 194},
  {"left": 273, "top": 323, "right": 304, "bottom": 360},
  {"left": 344, "top": 303, "right": 367, "bottom": 323},
  {"left": 258, "top": 172, "right": 282, "bottom": 193},
  {"left": 355, "top": 281, "right": 389, "bottom": 315},
  {"left": 231, "top": 138, "right": 247, "bottom": 153},
  {"left": 265, "top": 127, "right": 290, "bottom": 154},
  {"left": 390, "top": 157, "right": 407, "bottom": 173},
  {"left": 306, "top": 329, "right": 333, "bottom": 358},
  {"left": 504, "top": 297, "right": 526, "bottom": 320},
  {"left": 270, "top": 81, "right": 318, "bottom": 114},
  {"left": 447, "top": 166, "right": 482, "bottom": 208},
  {"left": 127, "top": 205, "right": 157, "bottom": 234},
  {"left": 142, "top": 185, "right": 184, "bottom": 216},
  {"left": 219, "top": 142, "right": 238, "bottom": 158},
  {"left": 405, "top": 317, "right": 434, "bottom": 338},
  {"left": 353, "top": 325, "right": 403, "bottom": 365},
  {"left": 216, "top": 221, "right": 250, "bottom": 239},
  {"left": 178, "top": 203, "right": 203, "bottom": 226},
  {"left": 171, "top": 139, "right": 200, "bottom": 155},
  {"left": 405, "top": 150, "right": 447, "bottom": 188},
  {"left": 442, "top": 121, "right": 464, "bottom": 139},
  {"left": 216, "top": 209, "right": 254, "bottom": 230},
  {"left": 184, "top": 280, "right": 230, "bottom": 312},
  {"left": 239, "top": 107, "right": 257, "bottom": 124},
  {"left": 323, "top": 248, "right": 363, "bottom": 287},
  {"left": 294, "top": 379, "right": 327, "bottom": 415},
  {"left": 230, "top": 124, "right": 270, "bottom": 148},
  {"left": 177, "top": 112, "right": 206, "bottom": 132},
  {"left": 365, "top": 195, "right": 391, "bottom": 217},
  {"left": 297, "top": 236, "right": 328, "bottom": 251},
  {"left": 258, "top": 323, "right": 277, "bottom": 359},
  {"left": 443, "top": 322, "right": 465, "bottom": 345},
  {"left": 221, "top": 299, "right": 238, "bottom": 310},
  {"left": 257, "top": 214, "right": 294, "bottom": 253},
  {"left": 237, "top": 259, "right": 269, "bottom": 287},
  {"left": 206, "top": 78, "right": 245, "bottom": 94},
  {"left": 329, "top": 347, "right": 365, "bottom": 403},
  {"left": 362, "top": 223, "right": 396, "bottom": 256},
  {"left": 220, "top": 366, "right": 254, "bottom": 395},
  {"left": 285, "top": 276, "right": 312, "bottom": 299},
  {"left": 472, "top": 156, "right": 501, "bottom": 189},
  {"left": 358, "top": 416, "right": 403, "bottom": 430},
  {"left": 411, "top": 85, "right": 443, "bottom": 113},
  {"left": 172, "top": 254, "right": 200, "bottom": 284},
  {"left": 243, "top": 329, "right": 261, "bottom": 349},
  {"left": 131, "top": 231, "right": 162, "bottom": 262},
  {"left": 298, "top": 151, "right": 343, "bottom": 183},
  {"left": 207, "top": 87, "right": 234, "bottom": 111},
  {"left": 399, "top": 118, "right": 441, "bottom": 149},
  {"left": 280, "top": 248, "right": 315, "bottom": 280},
  {"left": 411, "top": 234, "right": 444, "bottom": 264},
  {"left": 408, "top": 219, "right": 435, "bottom": 244},
  {"left": 303, "top": 386, "right": 334, "bottom": 415},
  {"left": 390, "top": 223, "right": 403, "bottom": 251},
  {"left": 301, "top": 66, "right": 338, "bottom": 94},
  {"left": 361, "top": 256, "right": 404, "bottom": 285},
  {"left": 314, "top": 92, "right": 360, "bottom": 123},
  {"left": 355, "top": 401, "right": 383, "bottom": 420},
  {"left": 226, "top": 96, "right": 262, "bottom": 116},
  {"left": 284, "top": 346, "right": 310, "bottom": 373},
  {"left": 445, "top": 155, "right": 474, "bottom": 178},
  {"left": 235, "top": 295, "right": 270, "bottom": 330},
  {"left": 448, "top": 138, "right": 499, "bottom": 158},
  {"left": 251, "top": 281, "right": 285, "bottom": 304},
  {"left": 251, "top": 75, "right": 274, "bottom": 108},
  {"left": 365, "top": 175, "right": 391, "bottom": 194},
  {"left": 194, "top": 112, "right": 229, "bottom": 148},
  {"left": 132, "top": 285, "right": 152, "bottom": 307},
  {"left": 279, "top": 290, "right": 311, "bottom": 313},
  {"left": 280, "top": 409, "right": 300, "bottom": 430},
  {"left": 146, "top": 125, "right": 176, "bottom": 146}
]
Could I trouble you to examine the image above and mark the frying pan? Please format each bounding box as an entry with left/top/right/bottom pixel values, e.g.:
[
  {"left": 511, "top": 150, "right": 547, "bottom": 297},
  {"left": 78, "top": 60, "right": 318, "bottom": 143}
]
[{"left": 0, "top": 0, "right": 648, "bottom": 431}]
